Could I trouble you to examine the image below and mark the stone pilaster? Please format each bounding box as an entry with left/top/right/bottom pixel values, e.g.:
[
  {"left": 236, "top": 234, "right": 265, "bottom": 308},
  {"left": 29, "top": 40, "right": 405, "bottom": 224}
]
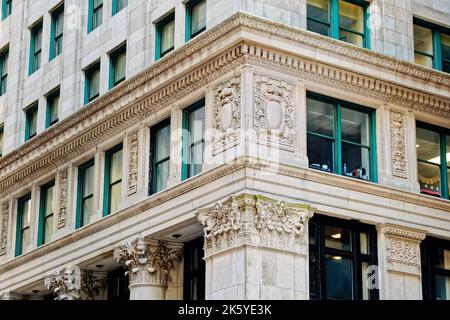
[
  {"left": 113, "top": 237, "right": 183, "bottom": 300},
  {"left": 0, "top": 200, "right": 10, "bottom": 256},
  {"left": 377, "top": 224, "right": 427, "bottom": 300},
  {"left": 197, "top": 194, "right": 315, "bottom": 299}
]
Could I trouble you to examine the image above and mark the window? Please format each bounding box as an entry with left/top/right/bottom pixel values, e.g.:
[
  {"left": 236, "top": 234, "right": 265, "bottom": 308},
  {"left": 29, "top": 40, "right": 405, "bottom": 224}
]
[
  {"left": 0, "top": 125, "right": 3, "bottom": 157},
  {"left": 104, "top": 144, "right": 123, "bottom": 216},
  {"left": 29, "top": 21, "right": 43, "bottom": 75},
  {"left": 38, "top": 181, "right": 54, "bottom": 246},
  {"left": 422, "top": 237, "right": 450, "bottom": 300},
  {"left": 107, "top": 267, "right": 130, "bottom": 300},
  {"left": 46, "top": 89, "right": 59, "bottom": 128},
  {"left": 25, "top": 103, "right": 38, "bottom": 141},
  {"left": 307, "top": 0, "right": 369, "bottom": 48},
  {"left": 88, "top": 0, "right": 103, "bottom": 33},
  {"left": 50, "top": 5, "right": 64, "bottom": 60},
  {"left": 182, "top": 99, "right": 205, "bottom": 180},
  {"left": 150, "top": 119, "right": 171, "bottom": 195},
  {"left": 309, "top": 214, "right": 378, "bottom": 300},
  {"left": 1, "top": 0, "right": 12, "bottom": 20},
  {"left": 307, "top": 93, "right": 376, "bottom": 182},
  {"left": 413, "top": 19, "right": 450, "bottom": 73},
  {"left": 109, "top": 45, "right": 126, "bottom": 89},
  {"left": 416, "top": 123, "right": 449, "bottom": 199},
  {"left": 15, "top": 193, "right": 31, "bottom": 256},
  {"left": 76, "top": 159, "right": 95, "bottom": 229},
  {"left": 183, "top": 237, "right": 205, "bottom": 300},
  {"left": 112, "top": 0, "right": 127, "bottom": 16},
  {"left": 186, "top": 0, "right": 206, "bottom": 41},
  {"left": 155, "top": 12, "right": 175, "bottom": 60},
  {"left": 0, "top": 47, "right": 8, "bottom": 96},
  {"left": 85, "top": 62, "right": 100, "bottom": 104}
]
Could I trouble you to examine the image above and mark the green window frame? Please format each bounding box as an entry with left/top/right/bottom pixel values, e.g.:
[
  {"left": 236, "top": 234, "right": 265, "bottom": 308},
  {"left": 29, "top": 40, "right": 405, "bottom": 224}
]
[
  {"left": 185, "top": 0, "right": 206, "bottom": 41},
  {"left": 155, "top": 12, "right": 175, "bottom": 60},
  {"left": 413, "top": 18, "right": 450, "bottom": 73},
  {"left": 112, "top": 0, "right": 127, "bottom": 16},
  {"left": 38, "top": 180, "right": 55, "bottom": 246},
  {"left": 24, "top": 103, "right": 38, "bottom": 142},
  {"left": 46, "top": 89, "right": 59, "bottom": 128},
  {"left": 1, "top": 0, "right": 12, "bottom": 20},
  {"left": 76, "top": 159, "right": 95, "bottom": 229},
  {"left": 15, "top": 193, "right": 31, "bottom": 257},
  {"left": 0, "top": 47, "right": 8, "bottom": 96},
  {"left": 103, "top": 143, "right": 123, "bottom": 216},
  {"left": 306, "top": 92, "right": 377, "bottom": 182},
  {"left": 109, "top": 44, "right": 126, "bottom": 89},
  {"left": 88, "top": 0, "right": 103, "bottom": 33},
  {"left": 50, "top": 5, "right": 64, "bottom": 60},
  {"left": 0, "top": 125, "right": 4, "bottom": 157},
  {"left": 29, "top": 21, "right": 43, "bottom": 75},
  {"left": 182, "top": 99, "right": 205, "bottom": 181},
  {"left": 416, "top": 122, "right": 450, "bottom": 200},
  {"left": 84, "top": 62, "right": 100, "bottom": 104},
  {"left": 150, "top": 118, "right": 171, "bottom": 195},
  {"left": 306, "top": 0, "right": 370, "bottom": 49}
]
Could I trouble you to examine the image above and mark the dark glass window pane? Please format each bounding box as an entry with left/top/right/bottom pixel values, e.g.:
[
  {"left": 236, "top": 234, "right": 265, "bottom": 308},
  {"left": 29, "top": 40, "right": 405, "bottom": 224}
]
[
  {"left": 418, "top": 162, "right": 441, "bottom": 196},
  {"left": 341, "top": 107, "right": 369, "bottom": 145},
  {"left": 339, "top": 30, "right": 363, "bottom": 47},
  {"left": 307, "top": 0, "right": 329, "bottom": 22},
  {"left": 325, "top": 254, "right": 353, "bottom": 299},
  {"left": 88, "top": 67, "right": 100, "bottom": 101},
  {"left": 360, "top": 232, "right": 369, "bottom": 255},
  {"left": 307, "top": 19, "right": 329, "bottom": 36},
  {"left": 114, "top": 51, "right": 126, "bottom": 85},
  {"left": 433, "top": 247, "right": 450, "bottom": 270},
  {"left": 155, "top": 160, "right": 169, "bottom": 192},
  {"left": 443, "top": 59, "right": 450, "bottom": 73},
  {"left": 307, "top": 134, "right": 334, "bottom": 172},
  {"left": 161, "top": 19, "right": 175, "bottom": 55},
  {"left": 191, "top": 0, "right": 206, "bottom": 36},
  {"left": 435, "top": 275, "right": 450, "bottom": 300},
  {"left": 324, "top": 225, "right": 352, "bottom": 251},
  {"left": 115, "top": 0, "right": 128, "bottom": 12},
  {"left": 414, "top": 24, "right": 433, "bottom": 56},
  {"left": 416, "top": 127, "right": 441, "bottom": 163},
  {"left": 307, "top": 98, "right": 334, "bottom": 137},
  {"left": 309, "top": 253, "right": 318, "bottom": 299},
  {"left": 339, "top": 0, "right": 363, "bottom": 33},
  {"left": 342, "top": 143, "right": 370, "bottom": 180},
  {"left": 441, "top": 33, "right": 450, "bottom": 61},
  {"left": 155, "top": 124, "right": 171, "bottom": 162},
  {"left": 446, "top": 135, "right": 450, "bottom": 167},
  {"left": 415, "top": 52, "right": 433, "bottom": 68}
]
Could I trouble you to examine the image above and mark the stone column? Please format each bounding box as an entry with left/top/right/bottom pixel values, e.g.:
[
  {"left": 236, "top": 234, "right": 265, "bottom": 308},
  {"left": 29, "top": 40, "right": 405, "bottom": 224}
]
[
  {"left": 197, "top": 194, "right": 315, "bottom": 300},
  {"left": 114, "top": 237, "right": 183, "bottom": 300},
  {"left": 377, "top": 224, "right": 427, "bottom": 300}
]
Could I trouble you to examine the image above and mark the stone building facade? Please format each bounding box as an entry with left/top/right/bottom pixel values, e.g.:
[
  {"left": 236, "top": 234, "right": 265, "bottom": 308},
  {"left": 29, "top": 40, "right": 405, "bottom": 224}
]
[{"left": 0, "top": 0, "right": 449, "bottom": 300}]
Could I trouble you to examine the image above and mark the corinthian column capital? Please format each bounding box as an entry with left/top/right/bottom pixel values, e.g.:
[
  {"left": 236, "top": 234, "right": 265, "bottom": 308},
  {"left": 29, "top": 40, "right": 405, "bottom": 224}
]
[{"left": 44, "top": 266, "right": 82, "bottom": 300}]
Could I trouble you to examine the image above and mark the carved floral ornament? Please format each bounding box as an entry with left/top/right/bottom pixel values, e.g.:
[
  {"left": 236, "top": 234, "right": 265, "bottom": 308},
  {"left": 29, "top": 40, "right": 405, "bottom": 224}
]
[
  {"left": 57, "top": 169, "right": 69, "bottom": 229},
  {"left": 197, "top": 194, "right": 315, "bottom": 256},
  {"left": 127, "top": 130, "right": 139, "bottom": 195},
  {"left": 0, "top": 201, "right": 9, "bottom": 256},
  {"left": 390, "top": 111, "right": 407, "bottom": 179}
]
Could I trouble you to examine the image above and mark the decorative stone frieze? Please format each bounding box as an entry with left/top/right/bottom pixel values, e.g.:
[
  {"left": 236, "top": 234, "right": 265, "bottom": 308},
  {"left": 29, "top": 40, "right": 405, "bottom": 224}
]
[
  {"left": 254, "top": 75, "right": 296, "bottom": 151},
  {"left": 197, "top": 194, "right": 314, "bottom": 256},
  {"left": 57, "top": 169, "right": 69, "bottom": 229},
  {"left": 45, "top": 266, "right": 82, "bottom": 300},
  {"left": 390, "top": 111, "right": 407, "bottom": 179},
  {"left": 212, "top": 76, "right": 241, "bottom": 155},
  {"left": 127, "top": 130, "right": 139, "bottom": 195},
  {"left": 0, "top": 201, "right": 9, "bottom": 255}
]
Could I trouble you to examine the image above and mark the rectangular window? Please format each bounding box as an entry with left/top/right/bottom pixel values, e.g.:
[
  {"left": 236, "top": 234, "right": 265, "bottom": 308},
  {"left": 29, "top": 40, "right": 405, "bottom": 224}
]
[
  {"left": 307, "top": 93, "right": 376, "bottom": 182},
  {"left": 150, "top": 119, "right": 171, "bottom": 195},
  {"left": 50, "top": 5, "right": 64, "bottom": 60},
  {"left": 0, "top": 47, "right": 8, "bottom": 96},
  {"left": 112, "top": 0, "right": 127, "bottom": 16},
  {"left": 1, "top": 0, "right": 12, "bottom": 20},
  {"left": 46, "top": 89, "right": 59, "bottom": 128},
  {"left": 307, "top": 0, "right": 369, "bottom": 48},
  {"left": 183, "top": 237, "right": 206, "bottom": 300},
  {"left": 0, "top": 125, "right": 3, "bottom": 157},
  {"left": 416, "top": 123, "right": 449, "bottom": 199},
  {"left": 76, "top": 159, "right": 95, "bottom": 229},
  {"left": 104, "top": 144, "right": 123, "bottom": 216},
  {"left": 85, "top": 62, "right": 100, "bottom": 104},
  {"left": 309, "top": 214, "right": 378, "bottom": 300},
  {"left": 182, "top": 99, "right": 205, "bottom": 180},
  {"left": 109, "top": 44, "right": 126, "bottom": 89},
  {"left": 186, "top": 0, "right": 206, "bottom": 41},
  {"left": 15, "top": 193, "right": 31, "bottom": 257},
  {"left": 413, "top": 19, "right": 450, "bottom": 73},
  {"left": 88, "top": 0, "right": 103, "bottom": 33},
  {"left": 29, "top": 21, "right": 43, "bottom": 75},
  {"left": 156, "top": 12, "right": 175, "bottom": 60},
  {"left": 107, "top": 268, "right": 130, "bottom": 300},
  {"left": 25, "top": 103, "right": 38, "bottom": 141},
  {"left": 38, "top": 181, "right": 55, "bottom": 246},
  {"left": 422, "top": 237, "right": 450, "bottom": 300}
]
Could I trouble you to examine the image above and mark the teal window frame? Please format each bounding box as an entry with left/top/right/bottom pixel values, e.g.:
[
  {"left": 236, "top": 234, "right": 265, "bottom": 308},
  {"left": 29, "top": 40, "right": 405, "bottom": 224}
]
[
  {"left": 29, "top": 21, "right": 43, "bottom": 75},
  {"left": 112, "top": 0, "right": 127, "bottom": 16},
  {"left": 416, "top": 122, "right": 450, "bottom": 200},
  {"left": 38, "top": 180, "right": 55, "bottom": 246},
  {"left": 306, "top": 0, "right": 370, "bottom": 49},
  {"left": 84, "top": 62, "right": 100, "bottom": 104},
  {"left": 88, "top": 0, "right": 103, "bottom": 33},
  {"left": 109, "top": 44, "right": 126, "bottom": 89},
  {"left": 49, "top": 5, "right": 64, "bottom": 61},
  {"left": 181, "top": 99, "right": 205, "bottom": 181},
  {"left": 46, "top": 89, "right": 59, "bottom": 128},
  {"left": 306, "top": 92, "right": 377, "bottom": 182},
  {"left": 103, "top": 143, "right": 123, "bottom": 216},
  {"left": 155, "top": 12, "right": 175, "bottom": 60},
  {"left": 76, "top": 159, "right": 95, "bottom": 229},
  {"left": 150, "top": 118, "right": 171, "bottom": 195},
  {"left": 1, "top": 0, "right": 12, "bottom": 20},
  {"left": 0, "top": 125, "right": 4, "bottom": 157},
  {"left": 185, "top": 0, "right": 206, "bottom": 41},
  {"left": 0, "top": 47, "right": 8, "bottom": 96},
  {"left": 24, "top": 103, "right": 38, "bottom": 142},
  {"left": 413, "top": 18, "right": 450, "bottom": 73},
  {"left": 15, "top": 193, "right": 31, "bottom": 257}
]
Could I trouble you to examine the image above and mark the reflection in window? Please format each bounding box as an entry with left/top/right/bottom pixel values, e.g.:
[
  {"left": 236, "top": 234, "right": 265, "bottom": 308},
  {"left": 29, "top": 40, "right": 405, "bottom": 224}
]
[
  {"left": 16, "top": 194, "right": 32, "bottom": 256},
  {"left": 187, "top": 0, "right": 206, "bottom": 40},
  {"left": 150, "top": 119, "right": 171, "bottom": 194},
  {"left": 104, "top": 144, "right": 123, "bottom": 215},
  {"left": 183, "top": 237, "right": 205, "bottom": 300},
  {"left": 76, "top": 159, "right": 95, "bottom": 228},
  {"left": 39, "top": 181, "right": 55, "bottom": 246},
  {"left": 183, "top": 99, "right": 205, "bottom": 180},
  {"left": 156, "top": 12, "right": 175, "bottom": 60}
]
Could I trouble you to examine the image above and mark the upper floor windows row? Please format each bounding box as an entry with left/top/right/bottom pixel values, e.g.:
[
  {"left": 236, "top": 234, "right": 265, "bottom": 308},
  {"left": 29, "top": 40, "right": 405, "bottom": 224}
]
[{"left": 88, "top": 0, "right": 128, "bottom": 33}]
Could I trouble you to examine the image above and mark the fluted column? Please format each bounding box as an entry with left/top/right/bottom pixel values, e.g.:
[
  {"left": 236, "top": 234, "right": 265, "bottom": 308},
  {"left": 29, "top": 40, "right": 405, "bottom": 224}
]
[{"left": 114, "top": 238, "right": 183, "bottom": 300}]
